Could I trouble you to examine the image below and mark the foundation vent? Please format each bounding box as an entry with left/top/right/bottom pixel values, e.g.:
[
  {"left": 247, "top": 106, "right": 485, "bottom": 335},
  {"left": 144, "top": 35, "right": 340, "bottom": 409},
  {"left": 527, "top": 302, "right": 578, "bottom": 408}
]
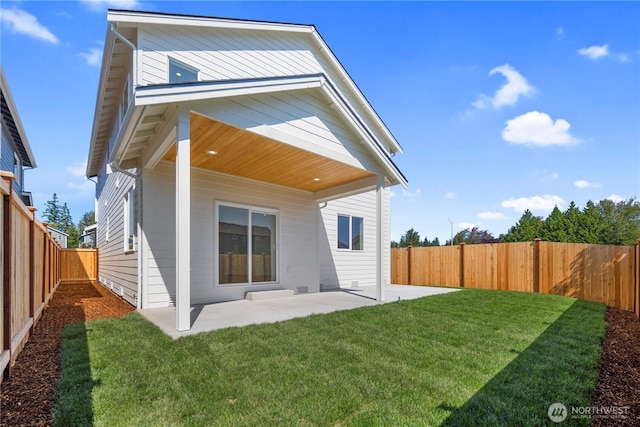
[{"left": 297, "top": 286, "right": 309, "bottom": 294}]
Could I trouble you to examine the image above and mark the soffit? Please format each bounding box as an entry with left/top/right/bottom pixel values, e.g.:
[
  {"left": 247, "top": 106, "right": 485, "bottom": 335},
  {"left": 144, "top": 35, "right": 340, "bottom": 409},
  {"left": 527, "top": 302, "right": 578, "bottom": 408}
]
[{"left": 162, "top": 112, "right": 375, "bottom": 192}]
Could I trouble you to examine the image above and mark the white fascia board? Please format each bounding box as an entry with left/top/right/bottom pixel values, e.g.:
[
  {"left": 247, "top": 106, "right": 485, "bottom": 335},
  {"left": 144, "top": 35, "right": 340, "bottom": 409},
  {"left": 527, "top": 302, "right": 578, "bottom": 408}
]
[
  {"left": 110, "top": 105, "right": 145, "bottom": 165},
  {"left": 309, "top": 31, "right": 403, "bottom": 155},
  {"left": 108, "top": 10, "right": 313, "bottom": 34},
  {"left": 320, "top": 83, "right": 408, "bottom": 189},
  {"left": 0, "top": 67, "right": 36, "bottom": 168},
  {"left": 134, "top": 75, "right": 324, "bottom": 106},
  {"left": 86, "top": 26, "right": 117, "bottom": 177},
  {"left": 314, "top": 176, "right": 379, "bottom": 203}
]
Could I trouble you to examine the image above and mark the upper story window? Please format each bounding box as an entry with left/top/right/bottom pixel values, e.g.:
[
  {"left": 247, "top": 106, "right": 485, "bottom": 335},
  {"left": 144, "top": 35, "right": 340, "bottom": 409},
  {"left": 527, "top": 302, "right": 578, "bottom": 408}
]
[
  {"left": 13, "top": 152, "right": 21, "bottom": 185},
  {"left": 169, "top": 57, "right": 198, "bottom": 83}
]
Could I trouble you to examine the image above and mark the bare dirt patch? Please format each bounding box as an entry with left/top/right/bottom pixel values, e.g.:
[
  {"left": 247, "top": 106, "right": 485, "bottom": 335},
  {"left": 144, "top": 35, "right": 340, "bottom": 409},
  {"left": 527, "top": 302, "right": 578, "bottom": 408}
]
[{"left": 0, "top": 281, "right": 134, "bottom": 427}]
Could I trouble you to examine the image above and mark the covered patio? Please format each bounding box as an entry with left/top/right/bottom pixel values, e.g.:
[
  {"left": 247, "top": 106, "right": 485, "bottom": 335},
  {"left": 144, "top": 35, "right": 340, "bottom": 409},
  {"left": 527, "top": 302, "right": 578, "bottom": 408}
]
[{"left": 138, "top": 285, "right": 459, "bottom": 339}]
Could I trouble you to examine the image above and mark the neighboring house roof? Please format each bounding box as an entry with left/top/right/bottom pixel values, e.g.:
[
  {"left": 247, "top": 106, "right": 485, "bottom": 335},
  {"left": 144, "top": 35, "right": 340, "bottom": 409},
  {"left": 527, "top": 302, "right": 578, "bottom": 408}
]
[
  {"left": 46, "top": 226, "right": 69, "bottom": 237},
  {"left": 86, "top": 9, "right": 405, "bottom": 185},
  {"left": 0, "top": 66, "right": 36, "bottom": 168}
]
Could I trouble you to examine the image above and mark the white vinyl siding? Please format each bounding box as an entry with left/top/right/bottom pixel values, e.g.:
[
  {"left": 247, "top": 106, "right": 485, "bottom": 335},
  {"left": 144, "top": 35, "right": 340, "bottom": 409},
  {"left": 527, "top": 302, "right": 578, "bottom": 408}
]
[
  {"left": 319, "top": 189, "right": 391, "bottom": 289},
  {"left": 137, "top": 23, "right": 394, "bottom": 155},
  {"left": 142, "top": 161, "right": 318, "bottom": 308},
  {"left": 96, "top": 160, "right": 139, "bottom": 305}
]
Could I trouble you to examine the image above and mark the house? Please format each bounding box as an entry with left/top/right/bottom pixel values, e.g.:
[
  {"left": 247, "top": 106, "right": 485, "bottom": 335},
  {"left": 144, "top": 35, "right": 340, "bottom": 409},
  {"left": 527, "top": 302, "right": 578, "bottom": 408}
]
[
  {"left": 80, "top": 223, "right": 98, "bottom": 248},
  {"left": 46, "top": 226, "right": 68, "bottom": 248},
  {"left": 86, "top": 9, "right": 407, "bottom": 331},
  {"left": 0, "top": 66, "right": 37, "bottom": 206}
]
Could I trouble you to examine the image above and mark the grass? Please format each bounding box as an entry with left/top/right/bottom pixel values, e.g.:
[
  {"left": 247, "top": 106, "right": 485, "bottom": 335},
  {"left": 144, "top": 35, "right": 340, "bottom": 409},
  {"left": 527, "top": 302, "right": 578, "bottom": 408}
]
[{"left": 54, "top": 289, "right": 606, "bottom": 426}]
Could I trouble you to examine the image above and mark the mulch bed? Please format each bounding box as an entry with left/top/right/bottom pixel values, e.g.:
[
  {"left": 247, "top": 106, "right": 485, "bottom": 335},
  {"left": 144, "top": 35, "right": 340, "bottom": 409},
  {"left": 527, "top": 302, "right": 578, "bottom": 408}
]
[
  {"left": 0, "top": 281, "right": 134, "bottom": 427},
  {"left": 591, "top": 307, "right": 640, "bottom": 426},
  {"left": 1, "top": 284, "right": 639, "bottom": 426}
]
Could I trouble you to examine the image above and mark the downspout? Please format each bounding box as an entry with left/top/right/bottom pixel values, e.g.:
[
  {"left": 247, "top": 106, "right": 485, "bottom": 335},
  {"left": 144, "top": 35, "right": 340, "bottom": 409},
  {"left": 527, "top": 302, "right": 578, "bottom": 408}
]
[
  {"left": 110, "top": 23, "right": 137, "bottom": 86},
  {"left": 108, "top": 161, "right": 137, "bottom": 179}
]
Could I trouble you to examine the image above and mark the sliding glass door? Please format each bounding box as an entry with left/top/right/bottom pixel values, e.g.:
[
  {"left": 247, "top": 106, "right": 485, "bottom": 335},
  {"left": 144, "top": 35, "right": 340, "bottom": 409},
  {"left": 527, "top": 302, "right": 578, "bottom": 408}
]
[{"left": 218, "top": 203, "right": 277, "bottom": 285}]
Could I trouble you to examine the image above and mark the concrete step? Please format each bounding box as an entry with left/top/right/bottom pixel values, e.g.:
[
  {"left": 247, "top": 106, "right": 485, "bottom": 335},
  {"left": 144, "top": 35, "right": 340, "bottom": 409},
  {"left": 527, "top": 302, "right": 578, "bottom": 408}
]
[{"left": 245, "top": 289, "right": 295, "bottom": 301}]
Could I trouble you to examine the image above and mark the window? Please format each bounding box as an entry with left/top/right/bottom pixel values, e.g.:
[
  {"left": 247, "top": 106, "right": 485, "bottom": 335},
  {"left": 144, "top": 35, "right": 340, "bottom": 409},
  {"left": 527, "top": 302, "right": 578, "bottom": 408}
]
[
  {"left": 218, "top": 203, "right": 277, "bottom": 285},
  {"left": 169, "top": 58, "right": 198, "bottom": 83},
  {"left": 337, "top": 214, "right": 363, "bottom": 251},
  {"left": 124, "top": 188, "right": 136, "bottom": 251},
  {"left": 13, "top": 153, "right": 21, "bottom": 185}
]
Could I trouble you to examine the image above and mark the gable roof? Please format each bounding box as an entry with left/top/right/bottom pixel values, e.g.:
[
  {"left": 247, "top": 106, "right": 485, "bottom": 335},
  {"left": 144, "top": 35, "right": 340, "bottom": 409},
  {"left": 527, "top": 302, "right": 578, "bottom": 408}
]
[
  {"left": 87, "top": 10, "right": 405, "bottom": 184},
  {"left": 0, "top": 66, "right": 36, "bottom": 168}
]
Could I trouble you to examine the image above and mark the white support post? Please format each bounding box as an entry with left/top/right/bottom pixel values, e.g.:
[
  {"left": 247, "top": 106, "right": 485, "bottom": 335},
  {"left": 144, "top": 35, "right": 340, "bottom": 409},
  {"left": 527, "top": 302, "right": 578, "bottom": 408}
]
[
  {"left": 176, "top": 111, "right": 191, "bottom": 331},
  {"left": 376, "top": 175, "right": 385, "bottom": 302}
]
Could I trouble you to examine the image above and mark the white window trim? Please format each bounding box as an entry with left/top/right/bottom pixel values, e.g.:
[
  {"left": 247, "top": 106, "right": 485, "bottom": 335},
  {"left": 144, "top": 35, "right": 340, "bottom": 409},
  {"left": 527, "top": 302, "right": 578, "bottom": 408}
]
[
  {"left": 13, "top": 152, "right": 21, "bottom": 185},
  {"left": 214, "top": 200, "right": 279, "bottom": 287},
  {"left": 124, "top": 187, "right": 136, "bottom": 253},
  {"left": 337, "top": 213, "right": 364, "bottom": 251}
]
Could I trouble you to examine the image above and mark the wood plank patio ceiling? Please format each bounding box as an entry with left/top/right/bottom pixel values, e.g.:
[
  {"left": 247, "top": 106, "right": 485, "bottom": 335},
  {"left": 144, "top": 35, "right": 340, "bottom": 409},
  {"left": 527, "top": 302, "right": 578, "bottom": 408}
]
[{"left": 162, "top": 112, "right": 375, "bottom": 192}]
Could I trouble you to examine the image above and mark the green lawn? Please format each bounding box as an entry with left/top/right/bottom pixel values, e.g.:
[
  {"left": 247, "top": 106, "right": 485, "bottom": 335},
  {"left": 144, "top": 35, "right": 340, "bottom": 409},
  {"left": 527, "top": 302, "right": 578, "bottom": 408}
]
[{"left": 54, "top": 289, "right": 606, "bottom": 426}]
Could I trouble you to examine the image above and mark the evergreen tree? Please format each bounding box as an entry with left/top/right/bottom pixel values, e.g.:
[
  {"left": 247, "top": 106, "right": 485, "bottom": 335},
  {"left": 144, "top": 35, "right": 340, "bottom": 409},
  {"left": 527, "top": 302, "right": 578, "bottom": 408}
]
[
  {"left": 578, "top": 200, "right": 605, "bottom": 243},
  {"left": 542, "top": 206, "right": 568, "bottom": 242},
  {"left": 399, "top": 228, "right": 421, "bottom": 247},
  {"left": 500, "top": 210, "right": 543, "bottom": 242},
  {"left": 42, "top": 193, "right": 62, "bottom": 229},
  {"left": 564, "top": 202, "right": 582, "bottom": 243}
]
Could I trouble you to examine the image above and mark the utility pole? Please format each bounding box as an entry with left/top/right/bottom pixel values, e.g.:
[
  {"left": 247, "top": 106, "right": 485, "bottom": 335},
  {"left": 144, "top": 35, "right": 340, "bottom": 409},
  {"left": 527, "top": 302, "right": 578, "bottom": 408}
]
[{"left": 447, "top": 218, "right": 453, "bottom": 245}]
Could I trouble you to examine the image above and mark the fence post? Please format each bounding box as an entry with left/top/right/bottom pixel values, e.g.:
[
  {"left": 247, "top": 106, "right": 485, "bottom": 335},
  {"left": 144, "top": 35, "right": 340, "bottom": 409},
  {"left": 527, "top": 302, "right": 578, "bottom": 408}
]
[
  {"left": 533, "top": 239, "right": 541, "bottom": 294},
  {"left": 1, "top": 173, "right": 14, "bottom": 379},
  {"left": 635, "top": 239, "right": 640, "bottom": 319},
  {"left": 28, "top": 207, "right": 36, "bottom": 334},
  {"left": 407, "top": 246, "right": 412, "bottom": 285},
  {"left": 459, "top": 243, "right": 465, "bottom": 287}
]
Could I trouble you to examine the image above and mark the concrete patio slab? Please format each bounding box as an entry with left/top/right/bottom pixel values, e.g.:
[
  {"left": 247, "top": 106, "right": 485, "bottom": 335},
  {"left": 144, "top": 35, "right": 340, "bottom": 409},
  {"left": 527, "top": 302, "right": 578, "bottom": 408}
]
[{"left": 138, "top": 284, "right": 459, "bottom": 339}]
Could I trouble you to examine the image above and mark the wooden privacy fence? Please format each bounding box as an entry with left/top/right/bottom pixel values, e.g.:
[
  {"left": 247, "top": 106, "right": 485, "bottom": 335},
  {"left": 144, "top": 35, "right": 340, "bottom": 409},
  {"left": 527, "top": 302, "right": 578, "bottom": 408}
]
[
  {"left": 1, "top": 172, "right": 99, "bottom": 381},
  {"left": 61, "top": 248, "right": 98, "bottom": 283},
  {"left": 392, "top": 239, "right": 640, "bottom": 317}
]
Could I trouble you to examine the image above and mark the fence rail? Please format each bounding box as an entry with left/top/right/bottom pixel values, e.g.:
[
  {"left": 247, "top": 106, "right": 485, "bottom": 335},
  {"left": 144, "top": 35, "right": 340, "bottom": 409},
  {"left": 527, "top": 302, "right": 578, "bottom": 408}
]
[
  {"left": 1, "top": 172, "right": 98, "bottom": 382},
  {"left": 392, "top": 239, "right": 639, "bottom": 317}
]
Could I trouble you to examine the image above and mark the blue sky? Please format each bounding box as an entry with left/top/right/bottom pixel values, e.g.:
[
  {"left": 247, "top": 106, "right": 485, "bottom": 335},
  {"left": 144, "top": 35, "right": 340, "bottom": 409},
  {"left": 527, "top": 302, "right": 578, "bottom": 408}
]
[{"left": 1, "top": 1, "right": 638, "bottom": 242}]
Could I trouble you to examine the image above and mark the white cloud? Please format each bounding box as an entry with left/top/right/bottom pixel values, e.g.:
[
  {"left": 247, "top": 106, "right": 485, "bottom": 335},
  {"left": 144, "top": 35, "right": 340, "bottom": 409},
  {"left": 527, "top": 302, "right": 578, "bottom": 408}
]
[
  {"left": 502, "top": 194, "right": 564, "bottom": 213},
  {"left": 402, "top": 188, "right": 422, "bottom": 198},
  {"left": 617, "top": 53, "right": 631, "bottom": 63},
  {"left": 80, "top": 0, "right": 140, "bottom": 11},
  {"left": 79, "top": 47, "right": 103, "bottom": 67},
  {"left": 574, "top": 180, "right": 601, "bottom": 189},
  {"left": 578, "top": 44, "right": 632, "bottom": 63},
  {"left": 458, "top": 222, "right": 477, "bottom": 230},
  {"left": 578, "top": 44, "right": 609, "bottom": 60},
  {"left": 555, "top": 27, "right": 564, "bottom": 39},
  {"left": 477, "top": 211, "right": 507, "bottom": 220},
  {"left": 503, "top": 111, "right": 579, "bottom": 147},
  {"left": 551, "top": 172, "right": 559, "bottom": 180},
  {"left": 473, "top": 64, "right": 536, "bottom": 109},
  {"left": 444, "top": 192, "right": 457, "bottom": 199},
  {"left": 607, "top": 194, "right": 624, "bottom": 203},
  {"left": 0, "top": 7, "right": 60, "bottom": 44},
  {"left": 67, "top": 161, "right": 87, "bottom": 177}
]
